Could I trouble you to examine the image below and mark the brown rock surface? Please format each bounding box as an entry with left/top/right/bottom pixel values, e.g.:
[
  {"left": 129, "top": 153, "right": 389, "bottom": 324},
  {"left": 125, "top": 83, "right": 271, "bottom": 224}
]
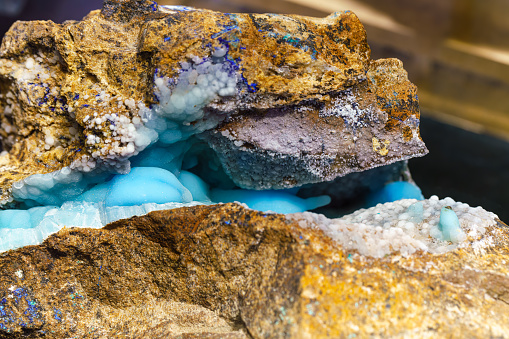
[
  {"left": 1, "top": 203, "right": 508, "bottom": 338},
  {"left": 0, "top": 0, "right": 427, "bottom": 205},
  {"left": 206, "top": 57, "right": 426, "bottom": 189}
]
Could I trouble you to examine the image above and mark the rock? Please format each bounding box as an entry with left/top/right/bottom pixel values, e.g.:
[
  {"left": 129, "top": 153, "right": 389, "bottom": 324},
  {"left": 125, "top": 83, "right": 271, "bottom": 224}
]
[
  {"left": 0, "top": 0, "right": 427, "bottom": 205},
  {"left": 1, "top": 203, "right": 508, "bottom": 338},
  {"left": 206, "top": 58, "right": 427, "bottom": 189}
]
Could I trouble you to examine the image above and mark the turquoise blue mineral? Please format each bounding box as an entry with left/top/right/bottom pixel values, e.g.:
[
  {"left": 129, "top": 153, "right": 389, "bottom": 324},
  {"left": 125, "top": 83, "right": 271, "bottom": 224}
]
[
  {"left": 406, "top": 201, "right": 424, "bottom": 223},
  {"left": 178, "top": 170, "right": 211, "bottom": 202},
  {"left": 365, "top": 181, "right": 424, "bottom": 207},
  {"left": 437, "top": 206, "right": 465, "bottom": 242},
  {"left": 75, "top": 167, "right": 193, "bottom": 207},
  {"left": 210, "top": 188, "right": 331, "bottom": 214}
]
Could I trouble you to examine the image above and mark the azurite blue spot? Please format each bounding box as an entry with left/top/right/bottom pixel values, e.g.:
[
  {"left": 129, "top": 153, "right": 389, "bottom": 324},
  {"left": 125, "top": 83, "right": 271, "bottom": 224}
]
[
  {"left": 211, "top": 24, "right": 238, "bottom": 39},
  {"left": 247, "top": 82, "right": 258, "bottom": 92},
  {"left": 3, "top": 287, "right": 44, "bottom": 327},
  {"left": 53, "top": 308, "right": 62, "bottom": 321}
]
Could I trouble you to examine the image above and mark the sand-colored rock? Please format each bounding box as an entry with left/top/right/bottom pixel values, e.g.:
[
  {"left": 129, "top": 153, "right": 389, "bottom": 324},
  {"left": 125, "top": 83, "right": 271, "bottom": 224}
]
[{"left": 0, "top": 203, "right": 508, "bottom": 338}]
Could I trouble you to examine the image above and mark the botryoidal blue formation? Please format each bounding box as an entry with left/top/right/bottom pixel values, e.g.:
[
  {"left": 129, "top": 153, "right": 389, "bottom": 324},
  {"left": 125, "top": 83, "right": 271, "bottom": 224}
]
[{"left": 0, "top": 0, "right": 428, "bottom": 251}]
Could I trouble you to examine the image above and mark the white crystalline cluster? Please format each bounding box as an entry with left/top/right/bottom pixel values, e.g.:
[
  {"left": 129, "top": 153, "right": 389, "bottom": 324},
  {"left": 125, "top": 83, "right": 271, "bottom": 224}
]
[
  {"left": 0, "top": 88, "right": 17, "bottom": 144},
  {"left": 72, "top": 53, "right": 237, "bottom": 172},
  {"left": 136, "top": 55, "right": 238, "bottom": 147},
  {"left": 63, "top": 82, "right": 160, "bottom": 173},
  {"left": 8, "top": 53, "right": 239, "bottom": 206},
  {"left": 288, "top": 196, "right": 499, "bottom": 258},
  {"left": 72, "top": 108, "right": 158, "bottom": 173},
  {"left": 8, "top": 54, "right": 151, "bottom": 172},
  {"left": 14, "top": 55, "right": 58, "bottom": 82},
  {"left": 320, "top": 89, "right": 373, "bottom": 127},
  {"left": 152, "top": 55, "right": 237, "bottom": 123},
  {"left": 0, "top": 53, "right": 70, "bottom": 153},
  {"left": 0, "top": 45, "right": 238, "bottom": 180}
]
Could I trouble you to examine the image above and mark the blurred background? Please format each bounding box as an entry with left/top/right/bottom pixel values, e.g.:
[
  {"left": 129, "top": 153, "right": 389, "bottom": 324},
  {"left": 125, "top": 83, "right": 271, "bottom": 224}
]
[{"left": 1, "top": 0, "right": 508, "bottom": 220}]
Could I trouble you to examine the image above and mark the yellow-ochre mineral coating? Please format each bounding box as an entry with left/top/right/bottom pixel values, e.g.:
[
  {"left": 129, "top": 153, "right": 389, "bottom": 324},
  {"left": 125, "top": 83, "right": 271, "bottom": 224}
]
[
  {"left": 276, "top": 211, "right": 509, "bottom": 339},
  {"left": 295, "top": 247, "right": 509, "bottom": 338},
  {"left": 372, "top": 137, "right": 390, "bottom": 156}
]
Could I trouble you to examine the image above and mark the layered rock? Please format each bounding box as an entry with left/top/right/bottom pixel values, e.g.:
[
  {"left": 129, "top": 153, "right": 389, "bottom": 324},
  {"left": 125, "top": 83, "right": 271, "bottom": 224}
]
[
  {"left": 0, "top": 0, "right": 427, "bottom": 206},
  {"left": 0, "top": 203, "right": 508, "bottom": 338},
  {"left": 206, "top": 58, "right": 426, "bottom": 188}
]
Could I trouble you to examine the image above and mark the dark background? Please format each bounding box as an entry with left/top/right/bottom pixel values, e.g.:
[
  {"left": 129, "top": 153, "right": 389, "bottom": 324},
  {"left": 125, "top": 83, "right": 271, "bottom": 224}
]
[
  {"left": 410, "top": 115, "right": 509, "bottom": 221},
  {"left": 0, "top": 0, "right": 102, "bottom": 36}
]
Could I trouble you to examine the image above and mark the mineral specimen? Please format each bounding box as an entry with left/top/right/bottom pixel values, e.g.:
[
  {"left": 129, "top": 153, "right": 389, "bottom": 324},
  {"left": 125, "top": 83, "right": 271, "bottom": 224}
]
[
  {"left": 433, "top": 205, "right": 466, "bottom": 242},
  {"left": 206, "top": 58, "right": 428, "bottom": 189},
  {"left": 294, "top": 195, "right": 495, "bottom": 257},
  {"left": 0, "top": 0, "right": 427, "bottom": 199},
  {"left": 0, "top": 0, "right": 429, "bottom": 251},
  {"left": 0, "top": 2, "right": 506, "bottom": 337},
  {"left": 0, "top": 203, "right": 507, "bottom": 338}
]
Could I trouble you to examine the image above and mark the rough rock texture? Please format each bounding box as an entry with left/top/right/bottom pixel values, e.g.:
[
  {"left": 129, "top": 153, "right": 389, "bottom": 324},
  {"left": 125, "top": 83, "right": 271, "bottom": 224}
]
[
  {"left": 0, "top": 0, "right": 427, "bottom": 203},
  {"left": 1, "top": 203, "right": 508, "bottom": 338},
  {"left": 206, "top": 57, "right": 427, "bottom": 189}
]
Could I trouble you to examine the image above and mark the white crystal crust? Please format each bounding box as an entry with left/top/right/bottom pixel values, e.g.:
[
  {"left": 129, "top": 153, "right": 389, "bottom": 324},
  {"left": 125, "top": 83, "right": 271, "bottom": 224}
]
[{"left": 288, "top": 196, "right": 500, "bottom": 258}]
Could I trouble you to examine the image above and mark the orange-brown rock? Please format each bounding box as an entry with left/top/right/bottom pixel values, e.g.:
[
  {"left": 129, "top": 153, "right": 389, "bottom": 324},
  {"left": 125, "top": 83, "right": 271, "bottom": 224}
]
[
  {"left": 0, "top": 203, "right": 508, "bottom": 338},
  {"left": 0, "top": 0, "right": 427, "bottom": 204}
]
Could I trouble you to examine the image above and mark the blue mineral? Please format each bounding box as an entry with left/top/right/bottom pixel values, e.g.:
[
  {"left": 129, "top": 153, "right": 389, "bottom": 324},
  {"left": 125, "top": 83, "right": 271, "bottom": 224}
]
[
  {"left": 406, "top": 201, "right": 424, "bottom": 223},
  {"left": 211, "top": 189, "right": 331, "bottom": 214},
  {"left": 0, "top": 1, "right": 431, "bottom": 254},
  {"left": 365, "top": 181, "right": 424, "bottom": 207},
  {"left": 437, "top": 206, "right": 466, "bottom": 243}
]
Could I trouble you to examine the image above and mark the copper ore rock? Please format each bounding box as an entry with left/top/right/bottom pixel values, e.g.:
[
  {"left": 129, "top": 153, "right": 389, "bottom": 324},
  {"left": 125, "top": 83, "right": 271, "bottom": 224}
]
[
  {"left": 206, "top": 58, "right": 427, "bottom": 189},
  {"left": 0, "top": 0, "right": 427, "bottom": 203},
  {"left": 0, "top": 203, "right": 508, "bottom": 338}
]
